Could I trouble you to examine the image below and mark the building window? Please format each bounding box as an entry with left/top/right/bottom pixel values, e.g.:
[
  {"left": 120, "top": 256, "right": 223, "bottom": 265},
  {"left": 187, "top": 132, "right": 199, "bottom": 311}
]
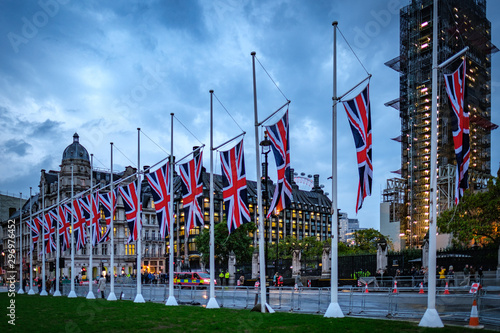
[{"left": 125, "top": 244, "right": 135, "bottom": 255}]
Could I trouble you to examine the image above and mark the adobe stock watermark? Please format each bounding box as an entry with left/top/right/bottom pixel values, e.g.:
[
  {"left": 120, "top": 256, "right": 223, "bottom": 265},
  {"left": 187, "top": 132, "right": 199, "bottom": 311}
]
[
  {"left": 352, "top": 0, "right": 406, "bottom": 49},
  {"left": 7, "top": 0, "right": 70, "bottom": 54},
  {"left": 6, "top": 219, "right": 17, "bottom": 326}
]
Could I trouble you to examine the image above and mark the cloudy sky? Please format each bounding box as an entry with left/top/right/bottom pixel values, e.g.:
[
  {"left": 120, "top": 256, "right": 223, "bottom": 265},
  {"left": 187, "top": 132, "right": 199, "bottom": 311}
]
[{"left": 1, "top": 0, "right": 499, "bottom": 231}]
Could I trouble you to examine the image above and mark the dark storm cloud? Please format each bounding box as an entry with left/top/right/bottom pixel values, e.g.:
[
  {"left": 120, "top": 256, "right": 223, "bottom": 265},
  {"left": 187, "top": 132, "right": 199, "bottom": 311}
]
[
  {"left": 2, "top": 139, "right": 31, "bottom": 156},
  {"left": 29, "top": 119, "right": 63, "bottom": 138}
]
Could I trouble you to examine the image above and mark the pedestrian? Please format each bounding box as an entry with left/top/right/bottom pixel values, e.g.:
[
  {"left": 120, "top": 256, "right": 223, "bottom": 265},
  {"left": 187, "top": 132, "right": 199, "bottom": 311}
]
[
  {"left": 239, "top": 275, "right": 245, "bottom": 286},
  {"left": 461, "top": 264, "right": 470, "bottom": 286},
  {"left": 98, "top": 273, "right": 106, "bottom": 299},
  {"left": 278, "top": 274, "right": 283, "bottom": 287},
  {"left": 447, "top": 265, "right": 455, "bottom": 287},
  {"left": 219, "top": 270, "right": 224, "bottom": 286},
  {"left": 438, "top": 266, "right": 446, "bottom": 287},
  {"left": 470, "top": 265, "right": 476, "bottom": 282},
  {"left": 478, "top": 266, "right": 483, "bottom": 284},
  {"left": 224, "top": 270, "right": 230, "bottom": 286},
  {"left": 46, "top": 277, "right": 52, "bottom": 294},
  {"left": 273, "top": 272, "right": 278, "bottom": 287}
]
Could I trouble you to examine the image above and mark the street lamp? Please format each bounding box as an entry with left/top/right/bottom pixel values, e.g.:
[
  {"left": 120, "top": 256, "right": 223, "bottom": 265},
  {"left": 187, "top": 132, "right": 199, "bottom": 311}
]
[{"left": 260, "top": 133, "right": 272, "bottom": 279}]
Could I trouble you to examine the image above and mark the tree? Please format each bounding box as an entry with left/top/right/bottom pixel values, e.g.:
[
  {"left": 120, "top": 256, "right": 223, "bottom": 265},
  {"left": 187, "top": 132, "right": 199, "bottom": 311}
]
[
  {"left": 353, "top": 228, "right": 388, "bottom": 253},
  {"left": 437, "top": 168, "right": 500, "bottom": 247},
  {"left": 195, "top": 221, "right": 257, "bottom": 268}
]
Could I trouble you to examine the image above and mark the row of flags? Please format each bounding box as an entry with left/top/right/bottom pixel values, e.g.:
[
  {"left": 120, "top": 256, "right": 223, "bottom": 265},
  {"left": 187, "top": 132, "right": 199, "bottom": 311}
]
[
  {"left": 25, "top": 109, "right": 294, "bottom": 253},
  {"left": 28, "top": 193, "right": 115, "bottom": 255}
]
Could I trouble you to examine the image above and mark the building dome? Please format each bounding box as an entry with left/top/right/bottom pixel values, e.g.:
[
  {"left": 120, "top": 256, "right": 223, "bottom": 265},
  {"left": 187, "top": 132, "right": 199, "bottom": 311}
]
[{"left": 62, "top": 133, "right": 90, "bottom": 162}]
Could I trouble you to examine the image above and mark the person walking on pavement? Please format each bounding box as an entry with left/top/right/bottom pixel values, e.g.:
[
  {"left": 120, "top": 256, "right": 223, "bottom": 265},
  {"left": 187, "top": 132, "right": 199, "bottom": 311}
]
[
  {"left": 461, "top": 264, "right": 470, "bottom": 286},
  {"left": 219, "top": 270, "right": 224, "bottom": 286},
  {"left": 98, "top": 273, "right": 106, "bottom": 299}
]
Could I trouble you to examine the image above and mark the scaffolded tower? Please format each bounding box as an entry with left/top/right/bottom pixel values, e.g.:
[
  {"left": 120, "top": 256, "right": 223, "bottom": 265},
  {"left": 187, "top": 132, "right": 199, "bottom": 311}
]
[{"left": 385, "top": 0, "right": 497, "bottom": 248}]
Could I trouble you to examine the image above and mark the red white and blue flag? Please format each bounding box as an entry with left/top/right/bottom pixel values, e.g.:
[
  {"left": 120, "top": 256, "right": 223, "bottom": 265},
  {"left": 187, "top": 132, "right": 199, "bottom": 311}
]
[
  {"left": 180, "top": 151, "right": 204, "bottom": 234},
  {"left": 118, "top": 181, "right": 142, "bottom": 244},
  {"left": 57, "top": 203, "right": 72, "bottom": 252},
  {"left": 72, "top": 198, "right": 87, "bottom": 251},
  {"left": 220, "top": 139, "right": 250, "bottom": 233},
  {"left": 28, "top": 215, "right": 42, "bottom": 251},
  {"left": 80, "top": 193, "right": 102, "bottom": 246},
  {"left": 444, "top": 59, "right": 469, "bottom": 204},
  {"left": 342, "top": 84, "right": 372, "bottom": 213},
  {"left": 146, "top": 162, "right": 172, "bottom": 239},
  {"left": 265, "top": 109, "right": 292, "bottom": 218},
  {"left": 98, "top": 190, "right": 116, "bottom": 243},
  {"left": 43, "top": 210, "right": 57, "bottom": 254}
]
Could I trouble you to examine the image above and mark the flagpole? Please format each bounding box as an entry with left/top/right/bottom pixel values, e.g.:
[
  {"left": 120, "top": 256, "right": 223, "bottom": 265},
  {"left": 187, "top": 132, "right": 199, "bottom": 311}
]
[
  {"left": 17, "top": 193, "right": 24, "bottom": 294},
  {"left": 252, "top": 51, "right": 271, "bottom": 313},
  {"left": 54, "top": 173, "right": 62, "bottom": 297},
  {"left": 419, "top": 0, "right": 443, "bottom": 327},
  {"left": 108, "top": 143, "right": 117, "bottom": 301},
  {"left": 68, "top": 165, "right": 77, "bottom": 298},
  {"left": 134, "top": 128, "right": 145, "bottom": 303},
  {"left": 87, "top": 154, "right": 96, "bottom": 299},
  {"left": 40, "top": 183, "right": 48, "bottom": 296},
  {"left": 28, "top": 187, "right": 35, "bottom": 295},
  {"left": 207, "top": 89, "right": 220, "bottom": 309},
  {"left": 325, "top": 21, "right": 344, "bottom": 318},
  {"left": 166, "top": 113, "right": 178, "bottom": 306}
]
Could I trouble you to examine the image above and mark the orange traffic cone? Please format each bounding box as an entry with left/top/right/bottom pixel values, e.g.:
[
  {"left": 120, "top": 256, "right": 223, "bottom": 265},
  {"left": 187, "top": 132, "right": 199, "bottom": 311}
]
[
  {"left": 443, "top": 282, "right": 450, "bottom": 295},
  {"left": 419, "top": 282, "right": 425, "bottom": 294},
  {"left": 364, "top": 283, "right": 369, "bottom": 293},
  {"left": 393, "top": 280, "right": 398, "bottom": 293},
  {"left": 467, "top": 299, "right": 484, "bottom": 329}
]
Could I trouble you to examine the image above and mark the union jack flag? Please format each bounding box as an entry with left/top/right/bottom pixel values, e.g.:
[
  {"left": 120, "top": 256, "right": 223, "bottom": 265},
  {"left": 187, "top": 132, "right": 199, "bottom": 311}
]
[
  {"left": 118, "top": 181, "right": 142, "bottom": 244},
  {"left": 180, "top": 150, "right": 204, "bottom": 234},
  {"left": 444, "top": 59, "right": 469, "bottom": 205},
  {"left": 72, "top": 198, "right": 87, "bottom": 251},
  {"left": 342, "top": 84, "right": 372, "bottom": 213},
  {"left": 220, "top": 139, "right": 250, "bottom": 233},
  {"left": 43, "top": 210, "right": 57, "bottom": 254},
  {"left": 265, "top": 109, "right": 292, "bottom": 218},
  {"left": 146, "top": 162, "right": 172, "bottom": 239},
  {"left": 98, "top": 190, "right": 116, "bottom": 243},
  {"left": 80, "top": 193, "right": 102, "bottom": 246},
  {"left": 28, "top": 215, "right": 42, "bottom": 251},
  {"left": 57, "top": 203, "right": 72, "bottom": 251}
]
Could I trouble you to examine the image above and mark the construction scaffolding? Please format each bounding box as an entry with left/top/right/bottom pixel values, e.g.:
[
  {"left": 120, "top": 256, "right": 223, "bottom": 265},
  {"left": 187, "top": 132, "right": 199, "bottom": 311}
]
[{"left": 386, "top": 0, "right": 497, "bottom": 248}]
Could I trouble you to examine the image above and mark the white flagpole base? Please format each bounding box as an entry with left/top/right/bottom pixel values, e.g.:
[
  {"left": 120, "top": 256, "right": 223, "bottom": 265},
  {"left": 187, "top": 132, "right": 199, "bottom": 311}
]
[
  {"left": 265, "top": 303, "right": 275, "bottom": 313},
  {"left": 67, "top": 290, "right": 77, "bottom": 298},
  {"left": 40, "top": 290, "right": 48, "bottom": 296},
  {"left": 324, "top": 302, "right": 344, "bottom": 318},
  {"left": 134, "top": 293, "right": 145, "bottom": 303},
  {"left": 206, "top": 297, "right": 219, "bottom": 309},
  {"left": 165, "top": 295, "right": 178, "bottom": 306},
  {"left": 53, "top": 290, "right": 62, "bottom": 297},
  {"left": 28, "top": 289, "right": 35, "bottom": 295},
  {"left": 86, "top": 291, "right": 96, "bottom": 299},
  {"left": 107, "top": 292, "right": 117, "bottom": 301},
  {"left": 419, "top": 308, "right": 444, "bottom": 327},
  {"left": 17, "top": 288, "right": 25, "bottom": 294}
]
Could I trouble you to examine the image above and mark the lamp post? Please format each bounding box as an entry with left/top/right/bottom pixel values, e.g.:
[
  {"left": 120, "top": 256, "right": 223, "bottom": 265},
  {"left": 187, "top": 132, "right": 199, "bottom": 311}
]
[{"left": 260, "top": 133, "right": 272, "bottom": 282}]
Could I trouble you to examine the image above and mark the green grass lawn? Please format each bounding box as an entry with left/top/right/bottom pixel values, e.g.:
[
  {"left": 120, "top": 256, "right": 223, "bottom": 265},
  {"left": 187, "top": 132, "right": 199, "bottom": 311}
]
[{"left": 0, "top": 293, "right": 492, "bottom": 332}]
